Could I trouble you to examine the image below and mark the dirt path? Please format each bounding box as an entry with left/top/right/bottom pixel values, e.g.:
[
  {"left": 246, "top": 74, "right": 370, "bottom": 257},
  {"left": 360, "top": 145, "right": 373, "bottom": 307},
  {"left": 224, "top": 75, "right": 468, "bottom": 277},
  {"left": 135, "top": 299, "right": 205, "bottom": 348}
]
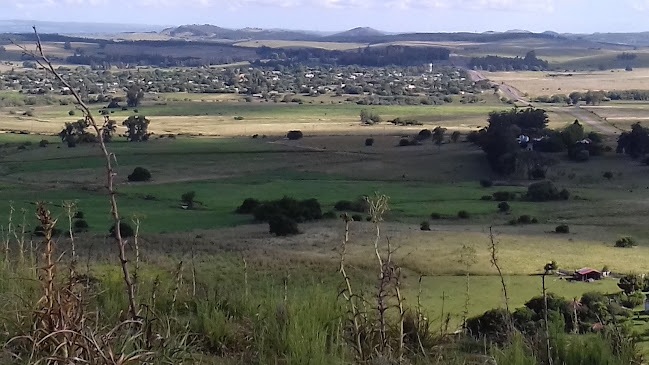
[
  {"left": 564, "top": 106, "right": 621, "bottom": 135},
  {"left": 467, "top": 70, "right": 524, "bottom": 102}
]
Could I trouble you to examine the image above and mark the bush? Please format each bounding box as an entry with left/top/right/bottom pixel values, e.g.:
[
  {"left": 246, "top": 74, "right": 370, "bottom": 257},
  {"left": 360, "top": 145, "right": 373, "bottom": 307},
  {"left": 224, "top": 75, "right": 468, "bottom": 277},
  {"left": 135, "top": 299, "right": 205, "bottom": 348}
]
[
  {"left": 430, "top": 213, "right": 442, "bottom": 220},
  {"left": 479, "top": 179, "right": 493, "bottom": 188},
  {"left": 420, "top": 221, "right": 431, "bottom": 231},
  {"left": 417, "top": 129, "right": 432, "bottom": 140},
  {"left": 517, "top": 215, "right": 532, "bottom": 224},
  {"left": 73, "top": 211, "right": 84, "bottom": 219},
  {"left": 555, "top": 224, "right": 570, "bottom": 234},
  {"left": 39, "top": 139, "right": 49, "bottom": 147},
  {"left": 68, "top": 110, "right": 75, "bottom": 116},
  {"left": 365, "top": 138, "right": 374, "bottom": 146},
  {"left": 351, "top": 214, "right": 363, "bottom": 222},
  {"left": 268, "top": 215, "right": 299, "bottom": 236},
  {"left": 480, "top": 195, "right": 493, "bottom": 201},
  {"left": 498, "top": 202, "right": 510, "bottom": 212},
  {"left": 236, "top": 198, "right": 261, "bottom": 214},
  {"left": 615, "top": 236, "right": 636, "bottom": 248},
  {"left": 73, "top": 219, "right": 89, "bottom": 233},
  {"left": 457, "top": 210, "right": 470, "bottom": 219},
  {"left": 322, "top": 210, "right": 337, "bottom": 219},
  {"left": 559, "top": 189, "right": 570, "bottom": 200},
  {"left": 253, "top": 197, "right": 322, "bottom": 223},
  {"left": 334, "top": 198, "right": 367, "bottom": 213},
  {"left": 492, "top": 191, "right": 516, "bottom": 201},
  {"left": 399, "top": 138, "right": 411, "bottom": 147},
  {"left": 127, "top": 167, "right": 152, "bottom": 182},
  {"left": 603, "top": 171, "right": 613, "bottom": 180},
  {"left": 109, "top": 222, "right": 134, "bottom": 238},
  {"left": 620, "top": 291, "right": 645, "bottom": 308},
  {"left": 181, "top": 191, "right": 196, "bottom": 209},
  {"left": 286, "top": 130, "right": 303, "bottom": 140},
  {"left": 526, "top": 181, "right": 565, "bottom": 201}
]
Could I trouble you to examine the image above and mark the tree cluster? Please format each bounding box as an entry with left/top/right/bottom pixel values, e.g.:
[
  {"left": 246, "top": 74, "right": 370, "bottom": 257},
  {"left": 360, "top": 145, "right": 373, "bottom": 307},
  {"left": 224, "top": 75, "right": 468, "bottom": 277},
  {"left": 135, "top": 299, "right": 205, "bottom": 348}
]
[{"left": 469, "top": 51, "right": 549, "bottom": 71}]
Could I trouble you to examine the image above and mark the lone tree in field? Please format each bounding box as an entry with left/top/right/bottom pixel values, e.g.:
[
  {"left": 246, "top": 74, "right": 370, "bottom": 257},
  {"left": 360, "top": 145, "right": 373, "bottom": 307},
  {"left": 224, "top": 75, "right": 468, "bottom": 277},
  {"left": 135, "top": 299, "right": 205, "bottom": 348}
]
[
  {"left": 432, "top": 126, "right": 446, "bottom": 149},
  {"left": 59, "top": 119, "right": 98, "bottom": 147},
  {"left": 181, "top": 191, "right": 196, "bottom": 209},
  {"left": 126, "top": 84, "right": 144, "bottom": 107},
  {"left": 122, "top": 115, "right": 150, "bottom": 142}
]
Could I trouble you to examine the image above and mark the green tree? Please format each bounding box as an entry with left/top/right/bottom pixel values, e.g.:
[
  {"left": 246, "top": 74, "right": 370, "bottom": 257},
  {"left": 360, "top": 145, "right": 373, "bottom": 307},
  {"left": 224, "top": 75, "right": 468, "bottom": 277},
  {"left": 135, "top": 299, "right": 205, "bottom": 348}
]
[
  {"left": 126, "top": 85, "right": 144, "bottom": 107},
  {"left": 122, "top": 115, "right": 150, "bottom": 142},
  {"left": 59, "top": 119, "right": 97, "bottom": 147},
  {"left": 181, "top": 191, "right": 196, "bottom": 209}
]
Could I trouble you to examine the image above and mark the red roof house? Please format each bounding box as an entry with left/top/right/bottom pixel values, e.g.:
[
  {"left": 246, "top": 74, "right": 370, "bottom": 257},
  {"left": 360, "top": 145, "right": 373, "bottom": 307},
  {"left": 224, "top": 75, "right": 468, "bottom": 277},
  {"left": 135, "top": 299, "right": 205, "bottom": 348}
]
[{"left": 574, "top": 268, "right": 602, "bottom": 281}]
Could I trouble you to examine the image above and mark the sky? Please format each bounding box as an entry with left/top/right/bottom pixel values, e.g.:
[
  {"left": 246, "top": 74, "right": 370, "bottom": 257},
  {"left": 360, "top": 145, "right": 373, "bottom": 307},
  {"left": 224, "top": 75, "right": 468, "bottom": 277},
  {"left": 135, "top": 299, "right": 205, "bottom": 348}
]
[{"left": 2, "top": 0, "right": 649, "bottom": 34}]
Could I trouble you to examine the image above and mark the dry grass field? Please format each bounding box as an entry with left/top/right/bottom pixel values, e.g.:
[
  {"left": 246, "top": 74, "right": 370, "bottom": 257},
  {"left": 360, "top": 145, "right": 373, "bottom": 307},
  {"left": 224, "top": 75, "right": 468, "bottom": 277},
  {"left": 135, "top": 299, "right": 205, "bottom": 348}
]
[
  {"left": 234, "top": 40, "right": 366, "bottom": 50},
  {"left": 485, "top": 69, "right": 649, "bottom": 98}
]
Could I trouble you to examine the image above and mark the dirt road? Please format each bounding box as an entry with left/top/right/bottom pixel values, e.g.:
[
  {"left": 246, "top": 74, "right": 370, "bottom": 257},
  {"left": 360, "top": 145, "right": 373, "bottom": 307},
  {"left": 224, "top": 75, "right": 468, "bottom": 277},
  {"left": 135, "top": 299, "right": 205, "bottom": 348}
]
[
  {"left": 563, "top": 106, "right": 621, "bottom": 135},
  {"left": 467, "top": 69, "right": 524, "bottom": 102}
]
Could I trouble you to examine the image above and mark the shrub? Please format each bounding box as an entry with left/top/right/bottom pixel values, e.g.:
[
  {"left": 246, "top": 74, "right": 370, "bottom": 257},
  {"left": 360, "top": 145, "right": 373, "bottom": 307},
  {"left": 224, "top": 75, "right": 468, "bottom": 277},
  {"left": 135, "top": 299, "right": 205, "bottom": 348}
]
[
  {"left": 430, "top": 213, "right": 442, "bottom": 220},
  {"left": 322, "top": 210, "right": 337, "bottom": 219},
  {"left": 620, "top": 292, "right": 645, "bottom": 308},
  {"left": 181, "top": 191, "right": 196, "bottom": 209},
  {"left": 399, "top": 138, "right": 410, "bottom": 147},
  {"left": 351, "top": 214, "right": 363, "bottom": 222},
  {"left": 236, "top": 198, "right": 261, "bottom": 214},
  {"left": 286, "top": 130, "right": 303, "bottom": 140},
  {"left": 334, "top": 198, "right": 367, "bottom": 212},
  {"left": 480, "top": 195, "right": 493, "bottom": 201},
  {"left": 68, "top": 110, "right": 75, "bottom": 116},
  {"left": 603, "top": 171, "right": 613, "bottom": 180},
  {"left": 526, "top": 181, "right": 564, "bottom": 201},
  {"left": 365, "top": 138, "right": 374, "bottom": 146},
  {"left": 109, "top": 222, "right": 134, "bottom": 238},
  {"left": 615, "top": 236, "right": 636, "bottom": 248},
  {"left": 479, "top": 179, "right": 493, "bottom": 188},
  {"left": 451, "top": 131, "right": 461, "bottom": 143},
  {"left": 555, "top": 224, "right": 570, "bottom": 233},
  {"left": 417, "top": 129, "right": 432, "bottom": 140},
  {"left": 39, "top": 139, "right": 49, "bottom": 147},
  {"left": 253, "top": 197, "right": 322, "bottom": 223},
  {"left": 420, "top": 221, "right": 431, "bottom": 231},
  {"left": 517, "top": 215, "right": 532, "bottom": 224},
  {"left": 498, "top": 202, "right": 510, "bottom": 212},
  {"left": 73, "top": 211, "right": 84, "bottom": 219},
  {"left": 73, "top": 219, "right": 89, "bottom": 233},
  {"left": 493, "top": 191, "right": 516, "bottom": 201},
  {"left": 457, "top": 210, "right": 470, "bottom": 219},
  {"left": 233, "top": 116, "right": 244, "bottom": 120},
  {"left": 559, "top": 189, "right": 570, "bottom": 200},
  {"left": 127, "top": 167, "right": 152, "bottom": 182},
  {"left": 268, "top": 215, "right": 299, "bottom": 236}
]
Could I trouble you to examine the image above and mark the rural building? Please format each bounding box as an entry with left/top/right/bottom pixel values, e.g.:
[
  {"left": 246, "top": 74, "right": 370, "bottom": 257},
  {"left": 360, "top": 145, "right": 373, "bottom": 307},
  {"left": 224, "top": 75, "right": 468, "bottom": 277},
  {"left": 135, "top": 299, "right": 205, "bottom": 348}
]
[{"left": 574, "top": 268, "right": 602, "bottom": 281}]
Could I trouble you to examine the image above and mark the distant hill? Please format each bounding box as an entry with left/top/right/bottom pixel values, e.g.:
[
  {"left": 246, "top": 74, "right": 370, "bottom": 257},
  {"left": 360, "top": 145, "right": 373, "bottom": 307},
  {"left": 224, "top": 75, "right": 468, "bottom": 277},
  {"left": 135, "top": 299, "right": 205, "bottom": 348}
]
[
  {"left": 328, "top": 27, "right": 385, "bottom": 39},
  {"left": 566, "top": 32, "right": 649, "bottom": 47},
  {"left": 160, "top": 24, "right": 317, "bottom": 41}
]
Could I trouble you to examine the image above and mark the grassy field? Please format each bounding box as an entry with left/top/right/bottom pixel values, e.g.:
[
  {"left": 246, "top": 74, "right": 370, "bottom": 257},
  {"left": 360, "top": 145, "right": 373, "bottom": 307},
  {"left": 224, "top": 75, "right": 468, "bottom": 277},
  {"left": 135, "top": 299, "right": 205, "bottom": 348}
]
[
  {"left": 3, "top": 92, "right": 649, "bottom": 360},
  {"left": 485, "top": 69, "right": 649, "bottom": 98}
]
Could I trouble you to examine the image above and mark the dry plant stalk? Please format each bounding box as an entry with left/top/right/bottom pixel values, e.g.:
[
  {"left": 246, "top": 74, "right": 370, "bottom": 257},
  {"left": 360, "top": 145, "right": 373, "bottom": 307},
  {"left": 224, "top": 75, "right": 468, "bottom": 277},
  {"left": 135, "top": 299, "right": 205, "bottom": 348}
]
[
  {"left": 243, "top": 257, "right": 248, "bottom": 300},
  {"left": 3, "top": 203, "right": 15, "bottom": 268},
  {"left": 171, "top": 261, "right": 184, "bottom": 312},
  {"left": 131, "top": 216, "right": 142, "bottom": 295},
  {"left": 36, "top": 203, "right": 57, "bottom": 312},
  {"left": 488, "top": 227, "right": 513, "bottom": 335},
  {"left": 191, "top": 242, "right": 197, "bottom": 298},
  {"left": 458, "top": 244, "right": 478, "bottom": 330},
  {"left": 338, "top": 213, "right": 365, "bottom": 360},
  {"left": 63, "top": 201, "right": 77, "bottom": 280},
  {"left": 17, "top": 28, "right": 138, "bottom": 319}
]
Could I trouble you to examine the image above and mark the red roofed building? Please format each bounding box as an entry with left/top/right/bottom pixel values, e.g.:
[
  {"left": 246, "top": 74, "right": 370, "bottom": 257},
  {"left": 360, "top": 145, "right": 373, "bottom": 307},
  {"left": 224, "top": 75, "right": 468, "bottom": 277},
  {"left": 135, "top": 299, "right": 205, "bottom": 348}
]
[{"left": 574, "top": 268, "right": 602, "bottom": 281}]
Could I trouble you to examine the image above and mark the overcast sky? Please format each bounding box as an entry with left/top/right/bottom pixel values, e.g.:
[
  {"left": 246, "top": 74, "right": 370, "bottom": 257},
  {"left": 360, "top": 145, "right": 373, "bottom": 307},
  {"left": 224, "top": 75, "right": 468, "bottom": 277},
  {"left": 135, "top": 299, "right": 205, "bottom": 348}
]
[{"left": 2, "top": 0, "right": 649, "bottom": 34}]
